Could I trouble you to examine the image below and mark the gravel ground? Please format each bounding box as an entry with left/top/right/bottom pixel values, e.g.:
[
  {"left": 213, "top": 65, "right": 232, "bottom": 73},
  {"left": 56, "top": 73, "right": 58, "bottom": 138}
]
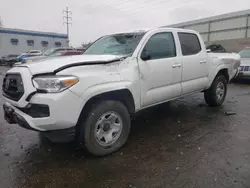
[{"left": 0, "top": 66, "right": 250, "bottom": 188}]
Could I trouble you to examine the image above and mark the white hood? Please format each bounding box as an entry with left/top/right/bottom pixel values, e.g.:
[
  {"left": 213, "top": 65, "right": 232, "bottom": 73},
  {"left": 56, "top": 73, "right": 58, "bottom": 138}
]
[{"left": 16, "top": 54, "right": 124, "bottom": 75}]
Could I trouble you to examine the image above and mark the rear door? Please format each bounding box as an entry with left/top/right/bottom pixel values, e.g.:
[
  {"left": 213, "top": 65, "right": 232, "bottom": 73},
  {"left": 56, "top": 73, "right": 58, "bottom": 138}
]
[
  {"left": 137, "top": 31, "right": 182, "bottom": 107},
  {"left": 178, "top": 32, "right": 209, "bottom": 94}
]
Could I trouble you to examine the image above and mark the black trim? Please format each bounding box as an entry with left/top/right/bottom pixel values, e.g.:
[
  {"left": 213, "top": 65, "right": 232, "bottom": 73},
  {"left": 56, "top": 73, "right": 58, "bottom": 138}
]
[
  {"left": 32, "top": 72, "right": 55, "bottom": 78},
  {"left": 15, "top": 112, "right": 39, "bottom": 131},
  {"left": 16, "top": 104, "right": 50, "bottom": 118},
  {"left": 26, "top": 91, "right": 37, "bottom": 101},
  {"left": 54, "top": 59, "right": 122, "bottom": 73},
  {"left": 177, "top": 32, "right": 202, "bottom": 56},
  {"left": 3, "top": 103, "right": 38, "bottom": 131},
  {"left": 2, "top": 73, "right": 24, "bottom": 101},
  {"left": 37, "top": 89, "right": 47, "bottom": 93}
]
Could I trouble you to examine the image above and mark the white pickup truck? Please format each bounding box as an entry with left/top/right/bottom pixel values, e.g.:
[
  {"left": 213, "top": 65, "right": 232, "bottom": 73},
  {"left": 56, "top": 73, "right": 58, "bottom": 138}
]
[{"left": 2, "top": 28, "right": 240, "bottom": 156}]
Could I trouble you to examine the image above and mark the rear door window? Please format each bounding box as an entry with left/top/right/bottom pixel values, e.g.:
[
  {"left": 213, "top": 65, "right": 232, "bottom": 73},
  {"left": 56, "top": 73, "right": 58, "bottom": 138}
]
[{"left": 178, "top": 33, "right": 201, "bottom": 56}]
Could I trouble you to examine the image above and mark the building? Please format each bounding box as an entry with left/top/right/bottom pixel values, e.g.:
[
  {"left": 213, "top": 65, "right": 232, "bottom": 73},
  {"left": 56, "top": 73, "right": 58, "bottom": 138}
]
[
  {"left": 165, "top": 9, "right": 250, "bottom": 52},
  {"left": 0, "top": 28, "right": 68, "bottom": 56}
]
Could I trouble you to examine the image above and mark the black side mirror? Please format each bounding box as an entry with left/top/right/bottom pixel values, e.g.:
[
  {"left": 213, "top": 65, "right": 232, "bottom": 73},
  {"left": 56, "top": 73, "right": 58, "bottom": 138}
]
[{"left": 141, "top": 50, "right": 151, "bottom": 61}]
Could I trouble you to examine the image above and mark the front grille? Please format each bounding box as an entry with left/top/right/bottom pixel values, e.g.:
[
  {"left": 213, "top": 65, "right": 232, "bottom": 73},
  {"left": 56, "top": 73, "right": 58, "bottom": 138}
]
[
  {"left": 244, "top": 66, "right": 249, "bottom": 71},
  {"left": 2, "top": 73, "right": 24, "bottom": 101}
]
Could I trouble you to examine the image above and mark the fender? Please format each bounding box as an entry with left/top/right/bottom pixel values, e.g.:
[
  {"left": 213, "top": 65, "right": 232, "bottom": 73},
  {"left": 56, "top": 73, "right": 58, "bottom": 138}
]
[
  {"left": 79, "top": 81, "right": 140, "bottom": 111},
  {"left": 205, "top": 63, "right": 230, "bottom": 89}
]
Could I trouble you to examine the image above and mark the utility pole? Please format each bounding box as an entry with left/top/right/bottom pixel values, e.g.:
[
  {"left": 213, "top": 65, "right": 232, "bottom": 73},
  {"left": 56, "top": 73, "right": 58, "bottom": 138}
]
[
  {"left": 63, "top": 7, "right": 72, "bottom": 45},
  {"left": 0, "top": 17, "right": 3, "bottom": 28}
]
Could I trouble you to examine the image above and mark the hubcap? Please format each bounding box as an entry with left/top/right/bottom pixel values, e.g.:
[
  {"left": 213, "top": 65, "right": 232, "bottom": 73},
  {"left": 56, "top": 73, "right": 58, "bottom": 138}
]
[
  {"left": 95, "top": 112, "right": 123, "bottom": 146},
  {"left": 216, "top": 82, "right": 225, "bottom": 100}
]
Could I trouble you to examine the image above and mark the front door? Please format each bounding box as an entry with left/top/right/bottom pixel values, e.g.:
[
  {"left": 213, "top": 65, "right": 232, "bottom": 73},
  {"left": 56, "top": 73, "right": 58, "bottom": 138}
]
[{"left": 137, "top": 31, "right": 182, "bottom": 108}]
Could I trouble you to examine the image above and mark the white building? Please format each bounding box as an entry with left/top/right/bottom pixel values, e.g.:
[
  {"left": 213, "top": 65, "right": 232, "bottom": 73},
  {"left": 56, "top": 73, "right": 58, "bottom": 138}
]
[
  {"left": 0, "top": 28, "right": 68, "bottom": 56},
  {"left": 165, "top": 9, "right": 250, "bottom": 52}
]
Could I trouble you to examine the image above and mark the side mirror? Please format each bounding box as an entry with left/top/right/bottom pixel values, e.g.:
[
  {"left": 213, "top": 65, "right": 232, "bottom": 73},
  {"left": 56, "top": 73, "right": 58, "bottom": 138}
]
[
  {"left": 141, "top": 50, "right": 151, "bottom": 61},
  {"left": 206, "top": 49, "right": 211, "bottom": 53}
]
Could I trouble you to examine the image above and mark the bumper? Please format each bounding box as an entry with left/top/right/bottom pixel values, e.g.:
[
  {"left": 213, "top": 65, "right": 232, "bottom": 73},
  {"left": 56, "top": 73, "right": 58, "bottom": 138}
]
[
  {"left": 3, "top": 89, "right": 85, "bottom": 131},
  {"left": 3, "top": 102, "right": 35, "bottom": 130},
  {"left": 235, "top": 72, "right": 250, "bottom": 79}
]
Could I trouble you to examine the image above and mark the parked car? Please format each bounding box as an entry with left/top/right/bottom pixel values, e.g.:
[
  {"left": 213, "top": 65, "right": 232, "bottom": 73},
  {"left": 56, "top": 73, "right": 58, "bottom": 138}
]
[
  {"left": 206, "top": 44, "right": 226, "bottom": 53},
  {"left": 19, "top": 50, "right": 83, "bottom": 64},
  {"left": 18, "top": 50, "right": 43, "bottom": 62},
  {"left": 75, "top": 47, "right": 86, "bottom": 53},
  {"left": 43, "top": 47, "right": 74, "bottom": 56},
  {"left": 27, "top": 50, "right": 43, "bottom": 56},
  {"left": 50, "top": 50, "right": 83, "bottom": 57},
  {"left": 2, "top": 28, "right": 240, "bottom": 156},
  {"left": 1, "top": 54, "right": 20, "bottom": 66},
  {"left": 22, "top": 47, "right": 75, "bottom": 63},
  {"left": 235, "top": 47, "right": 250, "bottom": 79},
  {"left": 0, "top": 56, "right": 4, "bottom": 65}
]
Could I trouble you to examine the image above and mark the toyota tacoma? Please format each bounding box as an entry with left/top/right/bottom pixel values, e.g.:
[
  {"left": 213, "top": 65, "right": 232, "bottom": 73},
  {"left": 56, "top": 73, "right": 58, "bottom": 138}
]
[{"left": 2, "top": 28, "right": 240, "bottom": 156}]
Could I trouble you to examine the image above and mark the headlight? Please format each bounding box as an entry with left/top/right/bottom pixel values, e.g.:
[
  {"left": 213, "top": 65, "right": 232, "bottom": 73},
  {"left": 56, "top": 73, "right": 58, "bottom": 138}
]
[{"left": 32, "top": 75, "right": 79, "bottom": 93}]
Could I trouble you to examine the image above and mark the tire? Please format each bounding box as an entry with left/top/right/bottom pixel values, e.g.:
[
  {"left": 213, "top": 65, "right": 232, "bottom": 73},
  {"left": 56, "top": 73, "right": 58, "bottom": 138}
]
[
  {"left": 204, "top": 75, "right": 227, "bottom": 107},
  {"left": 78, "top": 100, "right": 131, "bottom": 156}
]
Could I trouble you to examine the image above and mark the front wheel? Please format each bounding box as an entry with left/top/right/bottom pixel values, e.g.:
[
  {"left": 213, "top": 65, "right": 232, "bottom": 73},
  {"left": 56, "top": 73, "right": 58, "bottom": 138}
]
[
  {"left": 78, "top": 100, "right": 131, "bottom": 156},
  {"left": 204, "top": 75, "right": 227, "bottom": 107}
]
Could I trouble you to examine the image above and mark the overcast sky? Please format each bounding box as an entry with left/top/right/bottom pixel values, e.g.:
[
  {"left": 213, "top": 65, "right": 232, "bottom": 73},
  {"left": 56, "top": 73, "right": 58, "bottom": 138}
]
[{"left": 0, "top": 0, "right": 250, "bottom": 47}]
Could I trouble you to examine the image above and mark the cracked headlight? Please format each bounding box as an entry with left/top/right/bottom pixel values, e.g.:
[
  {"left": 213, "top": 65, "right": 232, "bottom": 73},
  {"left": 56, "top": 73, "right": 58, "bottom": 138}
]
[{"left": 33, "top": 75, "right": 79, "bottom": 93}]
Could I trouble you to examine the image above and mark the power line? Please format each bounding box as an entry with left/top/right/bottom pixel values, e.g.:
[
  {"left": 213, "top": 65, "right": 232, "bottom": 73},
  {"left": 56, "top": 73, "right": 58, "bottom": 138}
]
[{"left": 63, "top": 6, "right": 72, "bottom": 43}]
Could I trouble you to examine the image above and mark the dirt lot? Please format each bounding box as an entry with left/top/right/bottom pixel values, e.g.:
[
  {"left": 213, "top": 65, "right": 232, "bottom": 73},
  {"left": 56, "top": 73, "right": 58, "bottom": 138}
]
[{"left": 0, "top": 66, "right": 250, "bottom": 188}]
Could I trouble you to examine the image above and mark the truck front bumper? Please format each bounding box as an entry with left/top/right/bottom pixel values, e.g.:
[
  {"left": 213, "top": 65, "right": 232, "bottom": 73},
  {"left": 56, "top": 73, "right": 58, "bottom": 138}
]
[
  {"left": 3, "top": 102, "right": 34, "bottom": 130},
  {"left": 3, "top": 89, "right": 85, "bottom": 132}
]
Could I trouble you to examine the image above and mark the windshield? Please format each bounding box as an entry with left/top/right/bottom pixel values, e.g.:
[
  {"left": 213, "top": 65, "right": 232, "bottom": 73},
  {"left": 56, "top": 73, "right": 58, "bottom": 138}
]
[
  {"left": 239, "top": 49, "right": 250, "bottom": 58},
  {"left": 84, "top": 32, "right": 145, "bottom": 56}
]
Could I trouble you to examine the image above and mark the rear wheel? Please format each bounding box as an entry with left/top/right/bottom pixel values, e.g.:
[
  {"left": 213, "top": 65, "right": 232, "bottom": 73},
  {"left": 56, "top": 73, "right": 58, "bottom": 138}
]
[
  {"left": 204, "top": 75, "right": 227, "bottom": 107},
  {"left": 78, "top": 100, "right": 131, "bottom": 156}
]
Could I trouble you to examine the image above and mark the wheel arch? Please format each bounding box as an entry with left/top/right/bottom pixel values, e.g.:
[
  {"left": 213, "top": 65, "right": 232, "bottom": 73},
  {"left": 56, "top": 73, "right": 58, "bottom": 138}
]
[
  {"left": 76, "top": 88, "right": 136, "bottom": 133},
  {"left": 216, "top": 68, "right": 229, "bottom": 83},
  {"left": 206, "top": 66, "right": 229, "bottom": 89}
]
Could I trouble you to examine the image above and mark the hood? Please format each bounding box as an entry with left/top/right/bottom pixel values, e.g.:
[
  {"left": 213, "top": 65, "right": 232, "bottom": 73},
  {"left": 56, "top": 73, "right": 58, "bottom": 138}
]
[
  {"left": 240, "top": 58, "right": 250, "bottom": 66},
  {"left": 16, "top": 54, "right": 124, "bottom": 75}
]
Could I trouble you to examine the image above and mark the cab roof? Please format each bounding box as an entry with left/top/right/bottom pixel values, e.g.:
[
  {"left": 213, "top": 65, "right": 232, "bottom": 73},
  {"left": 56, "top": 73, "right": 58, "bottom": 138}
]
[{"left": 109, "top": 27, "right": 197, "bottom": 35}]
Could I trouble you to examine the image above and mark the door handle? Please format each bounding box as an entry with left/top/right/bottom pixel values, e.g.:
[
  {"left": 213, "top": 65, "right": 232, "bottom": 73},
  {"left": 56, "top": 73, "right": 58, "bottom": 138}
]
[
  {"left": 200, "top": 60, "right": 206, "bottom": 64},
  {"left": 172, "top": 64, "right": 182, "bottom": 68}
]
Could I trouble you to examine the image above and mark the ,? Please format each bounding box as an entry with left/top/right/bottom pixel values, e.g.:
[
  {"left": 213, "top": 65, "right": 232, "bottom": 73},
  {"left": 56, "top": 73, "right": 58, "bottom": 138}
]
[{"left": 2, "top": 27, "right": 240, "bottom": 156}]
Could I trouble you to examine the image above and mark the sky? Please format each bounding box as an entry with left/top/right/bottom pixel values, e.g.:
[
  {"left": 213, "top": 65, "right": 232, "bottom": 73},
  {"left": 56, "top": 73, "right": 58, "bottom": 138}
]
[{"left": 0, "top": 0, "right": 250, "bottom": 47}]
